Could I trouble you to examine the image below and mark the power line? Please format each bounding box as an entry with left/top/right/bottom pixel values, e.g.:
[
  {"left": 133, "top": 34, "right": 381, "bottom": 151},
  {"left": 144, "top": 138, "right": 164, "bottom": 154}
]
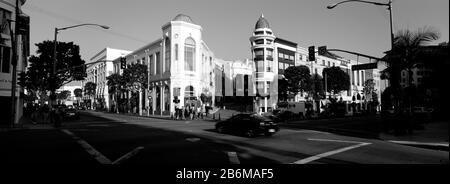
[{"left": 23, "top": 3, "right": 148, "bottom": 44}]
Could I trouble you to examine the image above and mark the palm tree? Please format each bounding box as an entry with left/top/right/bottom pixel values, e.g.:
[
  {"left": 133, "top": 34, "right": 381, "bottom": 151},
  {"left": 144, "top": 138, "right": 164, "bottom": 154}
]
[{"left": 383, "top": 26, "right": 440, "bottom": 114}]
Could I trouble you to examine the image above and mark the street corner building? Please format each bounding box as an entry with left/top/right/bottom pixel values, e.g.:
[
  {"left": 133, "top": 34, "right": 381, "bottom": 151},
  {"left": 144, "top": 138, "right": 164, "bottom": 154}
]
[
  {"left": 0, "top": 0, "right": 29, "bottom": 126},
  {"left": 86, "top": 13, "right": 387, "bottom": 117}
]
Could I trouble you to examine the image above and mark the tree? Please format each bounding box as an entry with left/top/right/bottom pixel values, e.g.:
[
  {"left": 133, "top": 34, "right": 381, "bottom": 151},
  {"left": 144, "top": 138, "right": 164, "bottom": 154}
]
[
  {"left": 382, "top": 27, "right": 440, "bottom": 113},
  {"left": 56, "top": 90, "right": 71, "bottom": 104},
  {"left": 84, "top": 82, "right": 96, "bottom": 109},
  {"left": 122, "top": 63, "right": 148, "bottom": 114},
  {"left": 74, "top": 88, "right": 83, "bottom": 105},
  {"left": 283, "top": 65, "right": 311, "bottom": 100},
  {"left": 362, "top": 79, "right": 376, "bottom": 102},
  {"left": 107, "top": 73, "right": 125, "bottom": 113},
  {"left": 18, "top": 41, "right": 86, "bottom": 102},
  {"left": 322, "top": 67, "right": 350, "bottom": 96},
  {"left": 308, "top": 74, "right": 325, "bottom": 100},
  {"left": 278, "top": 78, "right": 289, "bottom": 101}
]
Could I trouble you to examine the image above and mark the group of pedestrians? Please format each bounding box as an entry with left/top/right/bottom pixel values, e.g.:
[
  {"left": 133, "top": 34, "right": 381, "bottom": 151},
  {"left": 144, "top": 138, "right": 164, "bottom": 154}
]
[
  {"left": 174, "top": 103, "right": 206, "bottom": 120},
  {"left": 25, "top": 103, "right": 63, "bottom": 127}
]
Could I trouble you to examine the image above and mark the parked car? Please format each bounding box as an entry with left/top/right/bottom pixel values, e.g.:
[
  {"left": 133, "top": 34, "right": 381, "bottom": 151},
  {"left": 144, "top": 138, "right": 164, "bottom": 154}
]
[
  {"left": 215, "top": 113, "right": 279, "bottom": 137},
  {"left": 63, "top": 108, "right": 80, "bottom": 120}
]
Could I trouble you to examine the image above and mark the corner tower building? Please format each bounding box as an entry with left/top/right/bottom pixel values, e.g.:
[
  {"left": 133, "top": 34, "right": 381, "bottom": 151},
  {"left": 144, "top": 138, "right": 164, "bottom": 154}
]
[{"left": 250, "top": 14, "right": 278, "bottom": 113}]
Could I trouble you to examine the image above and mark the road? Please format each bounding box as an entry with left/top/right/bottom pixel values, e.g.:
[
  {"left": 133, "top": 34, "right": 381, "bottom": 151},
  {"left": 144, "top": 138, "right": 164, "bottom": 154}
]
[{"left": 1, "top": 111, "right": 448, "bottom": 164}]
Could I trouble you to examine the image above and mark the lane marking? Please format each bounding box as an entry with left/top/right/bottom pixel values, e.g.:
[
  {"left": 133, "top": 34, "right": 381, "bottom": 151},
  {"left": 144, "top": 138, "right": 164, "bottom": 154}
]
[
  {"left": 61, "top": 129, "right": 112, "bottom": 164},
  {"left": 286, "top": 129, "right": 331, "bottom": 135},
  {"left": 186, "top": 137, "right": 201, "bottom": 142},
  {"left": 227, "top": 152, "right": 240, "bottom": 164},
  {"left": 292, "top": 138, "right": 371, "bottom": 164},
  {"left": 112, "top": 146, "right": 144, "bottom": 164},
  {"left": 387, "top": 140, "right": 449, "bottom": 147}
]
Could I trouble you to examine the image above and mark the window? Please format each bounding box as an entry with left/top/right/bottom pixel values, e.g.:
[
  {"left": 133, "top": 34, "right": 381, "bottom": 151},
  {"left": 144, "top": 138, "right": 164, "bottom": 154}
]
[
  {"left": 278, "top": 53, "right": 284, "bottom": 58},
  {"left": 328, "top": 61, "right": 330, "bottom": 67},
  {"left": 266, "top": 81, "right": 271, "bottom": 93},
  {"left": 1, "top": 9, "right": 11, "bottom": 35},
  {"left": 142, "top": 57, "right": 146, "bottom": 65},
  {"left": 267, "top": 60, "right": 272, "bottom": 72},
  {"left": 255, "top": 39, "right": 264, "bottom": 44},
  {"left": 255, "top": 31, "right": 264, "bottom": 35},
  {"left": 156, "top": 52, "right": 161, "bottom": 74},
  {"left": 299, "top": 55, "right": 303, "bottom": 61},
  {"left": 278, "top": 62, "right": 283, "bottom": 70},
  {"left": 284, "top": 54, "right": 289, "bottom": 60},
  {"left": 175, "top": 44, "right": 179, "bottom": 61},
  {"left": 333, "top": 63, "right": 335, "bottom": 67},
  {"left": 1, "top": 46, "right": 11, "bottom": 73},
  {"left": 149, "top": 55, "right": 154, "bottom": 75},
  {"left": 255, "top": 48, "right": 264, "bottom": 60},
  {"left": 289, "top": 55, "right": 294, "bottom": 61},
  {"left": 184, "top": 37, "right": 196, "bottom": 71},
  {"left": 266, "top": 31, "right": 272, "bottom": 35},
  {"left": 322, "top": 60, "right": 325, "bottom": 66},
  {"left": 256, "top": 61, "right": 264, "bottom": 72},
  {"left": 266, "top": 39, "right": 272, "bottom": 44},
  {"left": 315, "top": 68, "right": 317, "bottom": 74},
  {"left": 165, "top": 38, "right": 171, "bottom": 72},
  {"left": 266, "top": 49, "right": 273, "bottom": 60}
]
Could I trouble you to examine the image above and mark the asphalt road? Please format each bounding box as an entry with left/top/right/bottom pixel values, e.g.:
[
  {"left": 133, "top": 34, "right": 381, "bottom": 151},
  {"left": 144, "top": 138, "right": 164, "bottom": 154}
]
[{"left": 1, "top": 111, "right": 448, "bottom": 164}]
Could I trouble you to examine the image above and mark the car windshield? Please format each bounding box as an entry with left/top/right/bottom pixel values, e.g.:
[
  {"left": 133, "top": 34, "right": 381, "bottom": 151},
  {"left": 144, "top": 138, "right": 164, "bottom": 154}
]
[{"left": 250, "top": 114, "right": 271, "bottom": 121}]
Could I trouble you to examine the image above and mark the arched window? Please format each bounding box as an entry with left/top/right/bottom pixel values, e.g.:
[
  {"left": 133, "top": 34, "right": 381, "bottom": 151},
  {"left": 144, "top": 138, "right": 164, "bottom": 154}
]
[
  {"left": 184, "top": 37, "right": 196, "bottom": 71},
  {"left": 185, "top": 85, "right": 194, "bottom": 97},
  {"left": 164, "top": 38, "right": 170, "bottom": 72}
]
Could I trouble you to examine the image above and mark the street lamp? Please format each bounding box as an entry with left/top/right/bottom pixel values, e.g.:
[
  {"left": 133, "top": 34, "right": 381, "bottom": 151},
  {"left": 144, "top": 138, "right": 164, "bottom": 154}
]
[
  {"left": 327, "top": 0, "right": 394, "bottom": 50},
  {"left": 51, "top": 24, "right": 109, "bottom": 110}
]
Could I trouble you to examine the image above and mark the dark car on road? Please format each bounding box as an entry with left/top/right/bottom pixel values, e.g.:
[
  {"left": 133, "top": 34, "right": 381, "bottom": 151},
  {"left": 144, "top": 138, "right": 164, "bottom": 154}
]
[
  {"left": 215, "top": 113, "right": 279, "bottom": 137},
  {"left": 63, "top": 108, "right": 80, "bottom": 120},
  {"left": 265, "top": 110, "right": 297, "bottom": 123}
]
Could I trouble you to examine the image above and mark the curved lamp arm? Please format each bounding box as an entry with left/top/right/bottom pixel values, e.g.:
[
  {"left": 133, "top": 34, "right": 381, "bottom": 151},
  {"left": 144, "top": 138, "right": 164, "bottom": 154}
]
[
  {"left": 57, "top": 23, "right": 109, "bottom": 31},
  {"left": 327, "top": 0, "right": 390, "bottom": 9}
]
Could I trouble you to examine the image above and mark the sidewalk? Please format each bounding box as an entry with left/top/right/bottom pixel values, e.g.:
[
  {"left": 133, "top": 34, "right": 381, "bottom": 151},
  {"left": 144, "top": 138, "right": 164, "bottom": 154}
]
[{"left": 379, "top": 121, "right": 449, "bottom": 151}]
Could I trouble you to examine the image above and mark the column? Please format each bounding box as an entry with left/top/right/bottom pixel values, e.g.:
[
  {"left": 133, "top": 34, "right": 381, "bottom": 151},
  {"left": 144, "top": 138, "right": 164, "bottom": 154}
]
[
  {"left": 160, "top": 85, "right": 164, "bottom": 116},
  {"left": 139, "top": 88, "right": 143, "bottom": 116},
  {"left": 152, "top": 86, "right": 156, "bottom": 115}
]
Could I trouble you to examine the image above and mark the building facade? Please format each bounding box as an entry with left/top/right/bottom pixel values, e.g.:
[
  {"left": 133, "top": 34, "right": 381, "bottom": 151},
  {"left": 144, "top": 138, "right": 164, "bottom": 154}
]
[
  {"left": 112, "top": 14, "right": 215, "bottom": 116},
  {"left": 0, "top": 0, "right": 29, "bottom": 125},
  {"left": 85, "top": 47, "right": 131, "bottom": 110}
]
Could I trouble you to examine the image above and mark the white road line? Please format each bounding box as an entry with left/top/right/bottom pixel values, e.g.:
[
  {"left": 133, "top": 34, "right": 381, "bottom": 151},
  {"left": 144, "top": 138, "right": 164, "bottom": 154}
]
[
  {"left": 186, "top": 137, "right": 201, "bottom": 142},
  {"left": 387, "top": 140, "right": 449, "bottom": 147},
  {"left": 292, "top": 138, "right": 371, "bottom": 164},
  {"left": 61, "top": 129, "right": 112, "bottom": 164},
  {"left": 112, "top": 146, "right": 144, "bottom": 164},
  {"left": 286, "top": 129, "right": 331, "bottom": 134},
  {"left": 227, "top": 152, "right": 240, "bottom": 164}
]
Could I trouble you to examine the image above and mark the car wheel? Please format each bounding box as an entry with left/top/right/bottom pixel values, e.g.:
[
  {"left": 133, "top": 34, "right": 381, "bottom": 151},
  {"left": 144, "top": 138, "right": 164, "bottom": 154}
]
[
  {"left": 264, "top": 132, "right": 273, "bottom": 136},
  {"left": 245, "top": 130, "right": 255, "bottom": 138},
  {"left": 216, "top": 126, "right": 225, "bottom": 133}
]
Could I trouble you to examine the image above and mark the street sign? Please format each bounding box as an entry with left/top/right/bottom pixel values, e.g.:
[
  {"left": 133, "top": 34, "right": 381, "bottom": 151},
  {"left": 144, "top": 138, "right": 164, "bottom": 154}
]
[{"left": 351, "top": 63, "right": 377, "bottom": 70}]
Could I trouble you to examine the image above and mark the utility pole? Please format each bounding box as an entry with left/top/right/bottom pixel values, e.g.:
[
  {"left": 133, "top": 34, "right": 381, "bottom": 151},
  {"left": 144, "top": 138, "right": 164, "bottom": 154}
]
[{"left": 9, "top": 0, "right": 20, "bottom": 128}]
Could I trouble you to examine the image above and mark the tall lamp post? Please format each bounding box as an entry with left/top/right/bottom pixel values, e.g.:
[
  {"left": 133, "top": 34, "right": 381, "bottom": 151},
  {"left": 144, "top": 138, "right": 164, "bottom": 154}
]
[
  {"left": 327, "top": 0, "right": 394, "bottom": 51},
  {"left": 51, "top": 24, "right": 109, "bottom": 110}
]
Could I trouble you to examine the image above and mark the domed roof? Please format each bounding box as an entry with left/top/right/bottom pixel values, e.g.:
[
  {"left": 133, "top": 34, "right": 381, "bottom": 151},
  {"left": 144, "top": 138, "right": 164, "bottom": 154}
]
[
  {"left": 255, "top": 14, "right": 270, "bottom": 29},
  {"left": 172, "top": 14, "right": 194, "bottom": 24}
]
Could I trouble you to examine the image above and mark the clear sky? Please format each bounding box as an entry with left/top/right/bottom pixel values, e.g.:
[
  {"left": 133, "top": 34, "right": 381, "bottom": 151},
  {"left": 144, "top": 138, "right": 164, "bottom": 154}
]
[{"left": 22, "top": 0, "right": 449, "bottom": 63}]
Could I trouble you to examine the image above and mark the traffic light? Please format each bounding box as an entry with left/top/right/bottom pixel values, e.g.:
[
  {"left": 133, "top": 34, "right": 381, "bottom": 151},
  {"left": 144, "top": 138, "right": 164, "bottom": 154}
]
[
  {"left": 17, "top": 14, "right": 30, "bottom": 35},
  {"left": 318, "top": 46, "right": 327, "bottom": 56},
  {"left": 308, "top": 46, "right": 315, "bottom": 61},
  {"left": 120, "top": 57, "right": 126, "bottom": 69}
]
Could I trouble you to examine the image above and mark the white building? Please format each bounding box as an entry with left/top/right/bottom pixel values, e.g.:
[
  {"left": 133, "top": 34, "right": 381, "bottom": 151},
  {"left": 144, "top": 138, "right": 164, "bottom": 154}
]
[
  {"left": 112, "top": 14, "right": 215, "bottom": 116},
  {"left": 0, "top": 0, "right": 29, "bottom": 126},
  {"left": 85, "top": 47, "right": 131, "bottom": 110}
]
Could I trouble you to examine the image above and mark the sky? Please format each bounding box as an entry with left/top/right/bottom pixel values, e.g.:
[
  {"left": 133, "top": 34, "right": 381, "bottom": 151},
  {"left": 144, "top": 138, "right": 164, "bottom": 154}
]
[{"left": 22, "top": 0, "right": 449, "bottom": 63}]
